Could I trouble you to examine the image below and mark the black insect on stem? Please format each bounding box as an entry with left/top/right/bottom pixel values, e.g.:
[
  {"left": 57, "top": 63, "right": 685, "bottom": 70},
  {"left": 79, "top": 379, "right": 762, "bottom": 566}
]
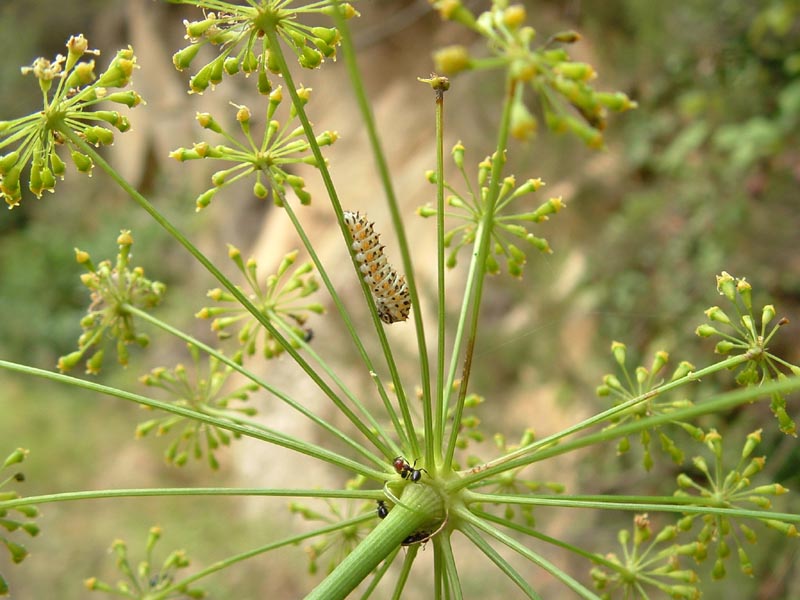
[
  {"left": 392, "top": 456, "right": 428, "bottom": 482},
  {"left": 401, "top": 529, "right": 432, "bottom": 546},
  {"left": 376, "top": 500, "right": 389, "bottom": 519}
]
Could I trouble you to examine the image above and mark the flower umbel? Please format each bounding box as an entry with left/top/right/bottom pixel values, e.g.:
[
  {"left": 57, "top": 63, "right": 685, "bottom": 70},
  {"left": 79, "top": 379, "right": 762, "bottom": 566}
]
[
  {"left": 418, "top": 142, "right": 563, "bottom": 276},
  {"left": 0, "top": 35, "right": 141, "bottom": 208},
  {"left": 170, "top": 91, "right": 337, "bottom": 210},
  {"left": 171, "top": 0, "right": 356, "bottom": 94},
  {"left": 471, "top": 429, "right": 565, "bottom": 526},
  {"left": 597, "top": 342, "right": 701, "bottom": 469},
  {"left": 84, "top": 525, "right": 204, "bottom": 599},
  {"left": 590, "top": 514, "right": 700, "bottom": 600},
  {"left": 0, "top": 448, "right": 41, "bottom": 595},
  {"left": 696, "top": 271, "right": 799, "bottom": 435},
  {"left": 431, "top": 1, "right": 636, "bottom": 147},
  {"left": 137, "top": 344, "right": 258, "bottom": 470},
  {"left": 674, "top": 429, "right": 795, "bottom": 579},
  {"left": 58, "top": 231, "right": 166, "bottom": 374},
  {"left": 196, "top": 247, "right": 323, "bottom": 359},
  {"left": 291, "top": 477, "right": 375, "bottom": 575}
]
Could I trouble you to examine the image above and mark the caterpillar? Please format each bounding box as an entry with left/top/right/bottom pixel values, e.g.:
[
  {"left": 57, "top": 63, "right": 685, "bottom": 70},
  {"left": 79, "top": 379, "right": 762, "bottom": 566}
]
[{"left": 343, "top": 211, "right": 411, "bottom": 324}]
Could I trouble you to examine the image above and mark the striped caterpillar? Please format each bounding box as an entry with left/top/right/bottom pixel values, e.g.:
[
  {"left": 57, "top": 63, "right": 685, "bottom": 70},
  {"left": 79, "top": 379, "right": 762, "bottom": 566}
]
[{"left": 343, "top": 211, "right": 411, "bottom": 324}]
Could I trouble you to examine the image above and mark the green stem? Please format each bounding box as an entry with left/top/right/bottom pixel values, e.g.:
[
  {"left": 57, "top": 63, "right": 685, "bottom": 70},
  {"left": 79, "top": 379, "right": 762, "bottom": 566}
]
[
  {"left": 0, "top": 488, "right": 384, "bottom": 511},
  {"left": 454, "top": 353, "right": 771, "bottom": 488},
  {"left": 464, "top": 492, "right": 800, "bottom": 523},
  {"left": 306, "top": 482, "right": 443, "bottom": 600},
  {"left": 59, "top": 128, "right": 376, "bottom": 466},
  {"left": 444, "top": 74, "right": 517, "bottom": 470},
  {"left": 262, "top": 23, "right": 422, "bottom": 460},
  {"left": 433, "top": 82, "right": 447, "bottom": 456},
  {"left": 473, "top": 509, "right": 622, "bottom": 570},
  {"left": 125, "top": 304, "right": 386, "bottom": 467},
  {"left": 157, "top": 512, "right": 375, "bottom": 600},
  {"left": 328, "top": 6, "right": 434, "bottom": 462},
  {"left": 458, "top": 508, "right": 599, "bottom": 599},
  {"left": 279, "top": 201, "right": 404, "bottom": 456},
  {"left": 357, "top": 547, "right": 401, "bottom": 600},
  {"left": 0, "top": 358, "right": 383, "bottom": 480},
  {"left": 391, "top": 547, "right": 418, "bottom": 600},
  {"left": 458, "top": 522, "right": 542, "bottom": 600}
]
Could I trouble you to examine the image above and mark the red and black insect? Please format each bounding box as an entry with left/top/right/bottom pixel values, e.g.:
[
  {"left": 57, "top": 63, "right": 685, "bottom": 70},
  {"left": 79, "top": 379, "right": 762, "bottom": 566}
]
[{"left": 393, "top": 456, "right": 427, "bottom": 482}]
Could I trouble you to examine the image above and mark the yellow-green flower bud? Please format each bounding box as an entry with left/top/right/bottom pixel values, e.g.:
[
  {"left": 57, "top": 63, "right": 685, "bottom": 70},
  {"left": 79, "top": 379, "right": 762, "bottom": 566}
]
[
  {"left": 611, "top": 340, "right": 626, "bottom": 367},
  {"left": 58, "top": 350, "right": 84, "bottom": 372},
  {"left": 64, "top": 60, "right": 96, "bottom": 89},
  {"left": 695, "top": 324, "right": 717, "bottom": 337},
  {"left": 716, "top": 271, "right": 736, "bottom": 301},
  {"left": 299, "top": 47, "right": 322, "bottom": 69},
  {"left": 97, "top": 47, "right": 135, "bottom": 88},
  {"left": 0, "top": 150, "right": 20, "bottom": 175},
  {"left": 196, "top": 112, "right": 222, "bottom": 132},
  {"left": 253, "top": 180, "right": 268, "bottom": 199},
  {"left": 316, "top": 131, "right": 338, "bottom": 146},
  {"left": 70, "top": 150, "right": 93, "bottom": 173},
  {"left": 554, "top": 62, "right": 596, "bottom": 81},
  {"left": 503, "top": 4, "right": 526, "bottom": 28},
  {"left": 258, "top": 66, "right": 272, "bottom": 95},
  {"left": 714, "top": 340, "right": 735, "bottom": 354},
  {"left": 322, "top": 2, "right": 358, "bottom": 19},
  {"left": 596, "top": 91, "right": 637, "bottom": 112},
  {"left": 510, "top": 100, "right": 537, "bottom": 141},
  {"left": 189, "top": 62, "right": 213, "bottom": 93},
  {"left": 195, "top": 188, "right": 217, "bottom": 211},
  {"left": 704, "top": 305, "right": 731, "bottom": 324},
  {"left": 221, "top": 56, "right": 239, "bottom": 76},
  {"left": 433, "top": 45, "right": 471, "bottom": 75},
  {"left": 185, "top": 18, "right": 215, "bottom": 38},
  {"left": 761, "top": 304, "right": 776, "bottom": 325},
  {"left": 86, "top": 350, "right": 104, "bottom": 375},
  {"left": 173, "top": 44, "right": 201, "bottom": 71},
  {"left": 242, "top": 50, "right": 258, "bottom": 74},
  {"left": 3, "top": 447, "right": 28, "bottom": 468}
]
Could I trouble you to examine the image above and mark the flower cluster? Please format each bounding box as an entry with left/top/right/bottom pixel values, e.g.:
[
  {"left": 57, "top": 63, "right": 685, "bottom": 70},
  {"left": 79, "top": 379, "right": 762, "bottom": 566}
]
[
  {"left": 290, "top": 476, "right": 372, "bottom": 575},
  {"left": 58, "top": 231, "right": 166, "bottom": 374},
  {"left": 674, "top": 429, "right": 795, "bottom": 580},
  {"left": 84, "top": 526, "right": 203, "bottom": 598},
  {"left": 196, "top": 247, "right": 323, "bottom": 359},
  {"left": 170, "top": 90, "right": 337, "bottom": 210},
  {"left": 419, "top": 142, "right": 563, "bottom": 276},
  {"left": 0, "top": 449, "right": 40, "bottom": 595},
  {"left": 172, "top": 0, "right": 357, "bottom": 94},
  {"left": 0, "top": 35, "right": 141, "bottom": 208},
  {"left": 431, "top": 1, "right": 636, "bottom": 147},
  {"left": 696, "top": 271, "right": 799, "bottom": 435},
  {"left": 597, "top": 342, "right": 702, "bottom": 469},
  {"left": 591, "top": 514, "right": 701, "bottom": 600},
  {"left": 137, "top": 343, "right": 258, "bottom": 470},
  {"left": 468, "top": 429, "right": 565, "bottom": 526}
]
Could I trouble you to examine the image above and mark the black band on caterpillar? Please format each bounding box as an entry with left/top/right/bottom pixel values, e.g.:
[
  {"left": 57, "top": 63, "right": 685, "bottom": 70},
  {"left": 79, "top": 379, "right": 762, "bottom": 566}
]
[{"left": 343, "top": 211, "right": 411, "bottom": 324}]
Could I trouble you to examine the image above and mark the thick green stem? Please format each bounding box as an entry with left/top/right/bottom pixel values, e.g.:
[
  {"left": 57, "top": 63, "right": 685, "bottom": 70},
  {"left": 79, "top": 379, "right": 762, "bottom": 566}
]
[{"left": 305, "top": 483, "right": 444, "bottom": 600}]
